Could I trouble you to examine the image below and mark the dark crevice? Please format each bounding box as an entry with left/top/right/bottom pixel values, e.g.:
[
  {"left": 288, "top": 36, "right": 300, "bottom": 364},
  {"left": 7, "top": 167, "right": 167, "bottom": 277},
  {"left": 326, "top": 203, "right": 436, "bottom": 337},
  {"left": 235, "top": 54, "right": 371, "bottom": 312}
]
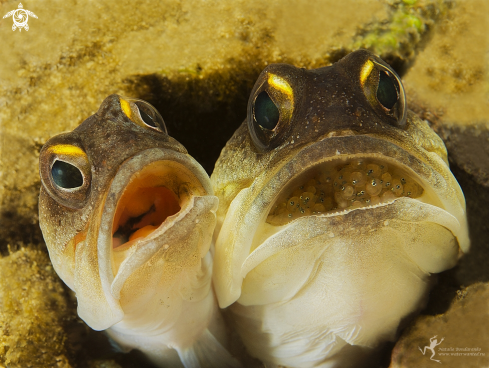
[
  {"left": 0, "top": 208, "right": 44, "bottom": 256},
  {"left": 125, "top": 63, "right": 262, "bottom": 175}
]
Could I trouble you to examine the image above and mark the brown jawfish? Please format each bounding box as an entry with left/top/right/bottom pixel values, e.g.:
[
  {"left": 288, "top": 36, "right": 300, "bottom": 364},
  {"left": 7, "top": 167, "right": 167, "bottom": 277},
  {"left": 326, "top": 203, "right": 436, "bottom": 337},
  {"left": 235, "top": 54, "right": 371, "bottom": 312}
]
[
  {"left": 211, "top": 50, "right": 469, "bottom": 367},
  {"left": 38, "top": 95, "right": 240, "bottom": 368}
]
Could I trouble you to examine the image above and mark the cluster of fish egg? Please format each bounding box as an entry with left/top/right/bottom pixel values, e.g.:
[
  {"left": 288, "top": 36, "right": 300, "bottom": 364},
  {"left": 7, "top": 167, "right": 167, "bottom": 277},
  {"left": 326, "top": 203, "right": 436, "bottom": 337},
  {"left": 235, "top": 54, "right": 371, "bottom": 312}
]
[{"left": 267, "top": 159, "right": 423, "bottom": 225}]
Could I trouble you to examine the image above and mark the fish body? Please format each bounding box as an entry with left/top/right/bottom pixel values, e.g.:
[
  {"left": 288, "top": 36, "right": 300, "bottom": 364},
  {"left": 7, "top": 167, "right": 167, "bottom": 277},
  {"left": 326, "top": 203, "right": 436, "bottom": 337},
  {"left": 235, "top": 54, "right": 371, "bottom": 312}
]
[
  {"left": 39, "top": 95, "right": 239, "bottom": 368},
  {"left": 211, "top": 50, "right": 469, "bottom": 367}
]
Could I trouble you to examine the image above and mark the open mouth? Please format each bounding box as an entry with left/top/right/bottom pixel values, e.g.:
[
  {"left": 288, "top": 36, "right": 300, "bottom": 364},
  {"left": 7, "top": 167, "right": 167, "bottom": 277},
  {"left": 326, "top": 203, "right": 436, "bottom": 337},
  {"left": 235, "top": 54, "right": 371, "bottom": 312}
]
[
  {"left": 112, "top": 185, "right": 181, "bottom": 248},
  {"left": 110, "top": 160, "right": 205, "bottom": 250},
  {"left": 267, "top": 157, "right": 425, "bottom": 226},
  {"left": 93, "top": 149, "right": 218, "bottom": 302}
]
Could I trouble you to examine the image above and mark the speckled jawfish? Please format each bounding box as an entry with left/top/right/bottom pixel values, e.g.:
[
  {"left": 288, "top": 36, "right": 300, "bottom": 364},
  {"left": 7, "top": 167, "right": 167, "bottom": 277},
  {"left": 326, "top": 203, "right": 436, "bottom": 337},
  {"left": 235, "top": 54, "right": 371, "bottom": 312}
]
[
  {"left": 211, "top": 50, "right": 470, "bottom": 367},
  {"left": 38, "top": 95, "right": 240, "bottom": 368}
]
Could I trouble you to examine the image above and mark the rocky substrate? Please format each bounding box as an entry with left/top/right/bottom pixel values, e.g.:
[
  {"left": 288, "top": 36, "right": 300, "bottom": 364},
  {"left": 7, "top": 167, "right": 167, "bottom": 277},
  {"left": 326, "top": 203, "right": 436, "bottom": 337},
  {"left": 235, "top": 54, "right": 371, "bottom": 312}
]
[{"left": 0, "top": 0, "right": 487, "bottom": 367}]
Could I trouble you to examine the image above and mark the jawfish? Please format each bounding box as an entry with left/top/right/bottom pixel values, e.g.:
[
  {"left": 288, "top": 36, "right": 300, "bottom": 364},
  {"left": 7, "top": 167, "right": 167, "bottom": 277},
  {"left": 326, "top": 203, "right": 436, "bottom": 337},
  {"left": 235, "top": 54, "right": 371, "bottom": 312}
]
[
  {"left": 211, "top": 50, "right": 470, "bottom": 367},
  {"left": 39, "top": 94, "right": 240, "bottom": 368}
]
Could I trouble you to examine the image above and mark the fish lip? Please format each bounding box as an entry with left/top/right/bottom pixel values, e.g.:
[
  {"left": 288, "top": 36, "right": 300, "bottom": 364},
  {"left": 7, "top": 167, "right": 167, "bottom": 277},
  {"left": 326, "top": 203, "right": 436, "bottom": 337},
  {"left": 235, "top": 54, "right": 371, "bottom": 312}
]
[
  {"left": 95, "top": 147, "right": 215, "bottom": 301},
  {"left": 214, "top": 134, "right": 467, "bottom": 307}
]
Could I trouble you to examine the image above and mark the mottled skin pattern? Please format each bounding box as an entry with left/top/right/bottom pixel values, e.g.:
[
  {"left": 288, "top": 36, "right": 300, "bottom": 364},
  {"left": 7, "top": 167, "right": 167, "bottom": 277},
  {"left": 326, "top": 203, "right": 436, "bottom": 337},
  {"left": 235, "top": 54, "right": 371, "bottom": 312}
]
[
  {"left": 39, "top": 95, "right": 238, "bottom": 368},
  {"left": 211, "top": 50, "right": 469, "bottom": 367}
]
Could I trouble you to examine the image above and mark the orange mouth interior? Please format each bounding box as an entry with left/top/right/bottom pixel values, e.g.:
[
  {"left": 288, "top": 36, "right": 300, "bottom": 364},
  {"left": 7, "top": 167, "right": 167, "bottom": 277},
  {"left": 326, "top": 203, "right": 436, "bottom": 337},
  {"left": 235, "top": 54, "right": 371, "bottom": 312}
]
[{"left": 112, "top": 180, "right": 181, "bottom": 248}]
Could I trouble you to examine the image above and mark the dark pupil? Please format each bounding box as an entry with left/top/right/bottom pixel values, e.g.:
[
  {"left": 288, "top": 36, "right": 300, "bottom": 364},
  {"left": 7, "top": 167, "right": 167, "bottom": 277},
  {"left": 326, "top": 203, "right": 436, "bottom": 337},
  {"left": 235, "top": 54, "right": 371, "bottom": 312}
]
[
  {"left": 137, "top": 104, "right": 157, "bottom": 127},
  {"left": 377, "top": 70, "right": 398, "bottom": 110},
  {"left": 254, "top": 91, "right": 280, "bottom": 130},
  {"left": 52, "top": 161, "right": 83, "bottom": 189}
]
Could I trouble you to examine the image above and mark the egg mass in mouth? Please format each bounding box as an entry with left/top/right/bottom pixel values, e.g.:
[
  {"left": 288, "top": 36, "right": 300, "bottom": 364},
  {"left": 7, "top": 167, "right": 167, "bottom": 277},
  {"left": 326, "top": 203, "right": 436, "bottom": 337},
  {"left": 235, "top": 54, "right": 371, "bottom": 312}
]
[{"left": 267, "top": 158, "right": 424, "bottom": 226}]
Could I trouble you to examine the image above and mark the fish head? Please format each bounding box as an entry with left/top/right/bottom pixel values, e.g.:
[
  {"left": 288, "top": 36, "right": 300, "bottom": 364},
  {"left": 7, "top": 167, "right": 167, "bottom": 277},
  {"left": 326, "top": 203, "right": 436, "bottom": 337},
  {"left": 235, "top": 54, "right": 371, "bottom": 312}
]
[
  {"left": 39, "top": 94, "right": 218, "bottom": 331},
  {"left": 211, "top": 49, "right": 469, "bottom": 314}
]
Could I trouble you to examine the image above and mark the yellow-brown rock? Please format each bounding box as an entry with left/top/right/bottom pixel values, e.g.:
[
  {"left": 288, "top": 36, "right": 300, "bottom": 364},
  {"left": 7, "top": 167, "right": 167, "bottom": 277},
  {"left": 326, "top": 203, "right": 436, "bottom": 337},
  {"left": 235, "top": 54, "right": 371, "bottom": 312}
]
[
  {"left": 0, "top": 246, "right": 72, "bottom": 367},
  {"left": 390, "top": 283, "right": 489, "bottom": 368},
  {"left": 0, "top": 0, "right": 487, "bottom": 366},
  {"left": 403, "top": 0, "right": 489, "bottom": 127}
]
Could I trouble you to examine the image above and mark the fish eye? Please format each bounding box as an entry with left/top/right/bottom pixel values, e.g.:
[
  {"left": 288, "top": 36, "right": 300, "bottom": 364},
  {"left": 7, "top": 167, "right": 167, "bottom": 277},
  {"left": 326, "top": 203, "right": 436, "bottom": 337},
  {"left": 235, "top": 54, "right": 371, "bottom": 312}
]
[
  {"left": 248, "top": 67, "right": 300, "bottom": 151},
  {"left": 133, "top": 100, "right": 167, "bottom": 132},
  {"left": 51, "top": 160, "right": 84, "bottom": 189},
  {"left": 39, "top": 143, "right": 92, "bottom": 209},
  {"left": 360, "top": 58, "right": 407, "bottom": 128},
  {"left": 120, "top": 97, "right": 168, "bottom": 134},
  {"left": 377, "top": 70, "right": 398, "bottom": 110},
  {"left": 254, "top": 91, "right": 280, "bottom": 130}
]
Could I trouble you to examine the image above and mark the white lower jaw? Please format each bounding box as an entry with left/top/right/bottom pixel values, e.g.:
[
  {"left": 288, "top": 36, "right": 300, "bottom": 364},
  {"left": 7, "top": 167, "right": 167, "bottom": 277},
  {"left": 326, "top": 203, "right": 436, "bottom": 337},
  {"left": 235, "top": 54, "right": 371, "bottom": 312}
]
[
  {"left": 108, "top": 251, "right": 216, "bottom": 348},
  {"left": 109, "top": 186, "right": 200, "bottom": 284},
  {"left": 231, "top": 199, "right": 461, "bottom": 367},
  {"left": 109, "top": 194, "right": 217, "bottom": 299},
  {"left": 243, "top": 197, "right": 462, "bottom": 292}
]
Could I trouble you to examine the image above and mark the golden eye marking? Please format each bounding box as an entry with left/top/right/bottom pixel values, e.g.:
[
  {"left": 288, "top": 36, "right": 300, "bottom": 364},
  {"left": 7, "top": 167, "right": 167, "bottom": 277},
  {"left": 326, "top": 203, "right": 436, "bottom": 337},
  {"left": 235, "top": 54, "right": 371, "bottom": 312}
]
[
  {"left": 360, "top": 60, "right": 374, "bottom": 86},
  {"left": 47, "top": 144, "right": 87, "bottom": 158},
  {"left": 268, "top": 74, "right": 293, "bottom": 98},
  {"left": 120, "top": 97, "right": 133, "bottom": 120}
]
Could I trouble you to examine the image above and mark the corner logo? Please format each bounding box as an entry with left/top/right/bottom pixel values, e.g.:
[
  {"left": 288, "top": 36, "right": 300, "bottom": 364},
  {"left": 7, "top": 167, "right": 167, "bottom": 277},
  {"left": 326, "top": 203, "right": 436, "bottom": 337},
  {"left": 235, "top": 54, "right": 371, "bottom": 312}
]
[
  {"left": 3, "top": 3, "right": 37, "bottom": 31},
  {"left": 419, "top": 335, "right": 445, "bottom": 363}
]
